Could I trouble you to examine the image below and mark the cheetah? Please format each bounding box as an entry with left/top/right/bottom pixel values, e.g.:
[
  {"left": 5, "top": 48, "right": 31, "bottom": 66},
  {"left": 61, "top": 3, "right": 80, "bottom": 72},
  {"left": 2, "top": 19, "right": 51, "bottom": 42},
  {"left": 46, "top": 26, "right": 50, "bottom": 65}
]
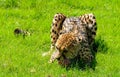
[{"left": 49, "top": 13, "right": 97, "bottom": 67}]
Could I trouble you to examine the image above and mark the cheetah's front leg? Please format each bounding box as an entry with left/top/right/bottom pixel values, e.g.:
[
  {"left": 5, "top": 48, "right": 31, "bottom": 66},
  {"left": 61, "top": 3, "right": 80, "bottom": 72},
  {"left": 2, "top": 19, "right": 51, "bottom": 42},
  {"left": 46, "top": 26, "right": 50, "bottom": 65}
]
[
  {"left": 49, "top": 50, "right": 61, "bottom": 63},
  {"left": 42, "top": 13, "right": 66, "bottom": 56}
]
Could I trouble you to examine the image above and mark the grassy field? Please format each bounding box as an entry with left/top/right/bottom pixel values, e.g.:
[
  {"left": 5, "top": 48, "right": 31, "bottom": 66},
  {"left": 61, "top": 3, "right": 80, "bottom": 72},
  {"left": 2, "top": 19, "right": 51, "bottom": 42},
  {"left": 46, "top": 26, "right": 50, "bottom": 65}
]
[{"left": 0, "top": 0, "right": 120, "bottom": 77}]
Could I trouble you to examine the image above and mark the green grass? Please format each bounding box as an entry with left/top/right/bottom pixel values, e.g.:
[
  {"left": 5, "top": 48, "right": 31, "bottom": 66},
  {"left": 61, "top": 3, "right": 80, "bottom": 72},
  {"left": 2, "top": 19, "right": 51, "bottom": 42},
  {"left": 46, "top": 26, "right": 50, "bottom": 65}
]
[{"left": 0, "top": 0, "right": 120, "bottom": 77}]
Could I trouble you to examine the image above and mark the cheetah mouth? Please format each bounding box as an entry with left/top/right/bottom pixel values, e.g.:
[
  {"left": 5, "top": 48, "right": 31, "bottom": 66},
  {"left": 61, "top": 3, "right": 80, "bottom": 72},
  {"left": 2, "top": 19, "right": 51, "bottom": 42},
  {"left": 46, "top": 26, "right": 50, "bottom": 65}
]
[
  {"left": 57, "top": 54, "right": 71, "bottom": 66},
  {"left": 57, "top": 54, "right": 80, "bottom": 66},
  {"left": 58, "top": 58, "right": 71, "bottom": 66}
]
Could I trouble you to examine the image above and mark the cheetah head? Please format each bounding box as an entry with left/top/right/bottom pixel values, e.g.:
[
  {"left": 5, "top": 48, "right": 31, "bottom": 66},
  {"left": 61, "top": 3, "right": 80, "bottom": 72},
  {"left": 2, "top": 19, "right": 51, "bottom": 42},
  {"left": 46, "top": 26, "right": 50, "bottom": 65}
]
[{"left": 55, "top": 32, "right": 82, "bottom": 66}]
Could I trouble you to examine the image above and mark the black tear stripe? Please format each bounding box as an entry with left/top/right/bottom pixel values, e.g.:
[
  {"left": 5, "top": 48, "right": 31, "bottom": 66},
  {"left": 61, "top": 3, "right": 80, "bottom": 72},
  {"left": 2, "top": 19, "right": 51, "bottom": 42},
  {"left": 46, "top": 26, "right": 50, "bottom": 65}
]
[
  {"left": 55, "top": 24, "right": 57, "bottom": 27},
  {"left": 54, "top": 31, "right": 56, "bottom": 34}
]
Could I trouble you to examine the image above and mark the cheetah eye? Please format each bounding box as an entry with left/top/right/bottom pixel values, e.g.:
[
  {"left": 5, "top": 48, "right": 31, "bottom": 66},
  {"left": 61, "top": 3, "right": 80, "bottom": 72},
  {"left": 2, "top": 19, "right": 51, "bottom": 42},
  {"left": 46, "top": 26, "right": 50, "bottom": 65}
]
[{"left": 93, "top": 16, "right": 95, "bottom": 19}]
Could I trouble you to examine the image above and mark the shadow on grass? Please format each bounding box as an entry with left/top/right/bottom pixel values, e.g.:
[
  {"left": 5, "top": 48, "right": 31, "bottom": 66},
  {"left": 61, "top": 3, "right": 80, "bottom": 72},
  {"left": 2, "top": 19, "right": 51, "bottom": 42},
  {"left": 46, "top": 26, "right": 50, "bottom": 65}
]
[
  {"left": 92, "top": 36, "right": 108, "bottom": 54},
  {"left": 66, "top": 36, "right": 108, "bottom": 70}
]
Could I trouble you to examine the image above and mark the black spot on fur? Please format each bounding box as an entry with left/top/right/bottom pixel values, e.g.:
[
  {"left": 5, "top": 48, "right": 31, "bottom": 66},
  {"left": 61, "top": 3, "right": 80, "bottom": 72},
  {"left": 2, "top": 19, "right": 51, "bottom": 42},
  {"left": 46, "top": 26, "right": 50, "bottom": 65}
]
[
  {"left": 79, "top": 38, "right": 81, "bottom": 41},
  {"left": 89, "top": 19, "right": 93, "bottom": 24},
  {"left": 93, "top": 16, "right": 95, "bottom": 19},
  {"left": 58, "top": 17, "right": 61, "bottom": 20},
  {"left": 53, "top": 37, "right": 55, "bottom": 40},
  {"left": 55, "top": 24, "right": 57, "bottom": 27},
  {"left": 55, "top": 18, "right": 58, "bottom": 21},
  {"left": 92, "top": 32, "right": 96, "bottom": 35},
  {"left": 95, "top": 27, "right": 97, "bottom": 30},
  {"left": 54, "top": 31, "right": 56, "bottom": 34},
  {"left": 52, "top": 29, "right": 54, "bottom": 32},
  {"left": 94, "top": 22, "right": 97, "bottom": 25}
]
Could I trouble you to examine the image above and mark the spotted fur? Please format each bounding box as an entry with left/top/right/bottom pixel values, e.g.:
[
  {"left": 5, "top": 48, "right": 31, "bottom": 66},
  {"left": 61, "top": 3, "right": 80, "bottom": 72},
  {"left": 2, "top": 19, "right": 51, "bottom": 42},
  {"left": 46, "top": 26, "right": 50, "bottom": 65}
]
[
  {"left": 50, "top": 13, "right": 66, "bottom": 50},
  {"left": 49, "top": 13, "right": 97, "bottom": 66},
  {"left": 79, "top": 13, "right": 97, "bottom": 45}
]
